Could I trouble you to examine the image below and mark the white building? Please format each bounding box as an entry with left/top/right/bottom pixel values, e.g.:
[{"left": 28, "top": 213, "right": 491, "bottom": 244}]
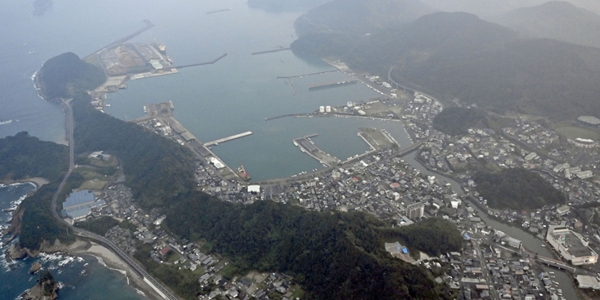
[
  {"left": 407, "top": 202, "right": 424, "bottom": 220},
  {"left": 546, "top": 225, "right": 598, "bottom": 266},
  {"left": 577, "top": 275, "right": 600, "bottom": 290}
]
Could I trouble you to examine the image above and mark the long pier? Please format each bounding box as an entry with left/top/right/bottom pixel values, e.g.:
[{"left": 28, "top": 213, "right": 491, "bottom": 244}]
[
  {"left": 251, "top": 47, "right": 290, "bottom": 55},
  {"left": 85, "top": 20, "right": 154, "bottom": 59},
  {"left": 277, "top": 69, "right": 338, "bottom": 79},
  {"left": 309, "top": 80, "right": 357, "bottom": 91},
  {"left": 206, "top": 8, "right": 231, "bottom": 14},
  {"left": 173, "top": 53, "right": 228, "bottom": 69},
  {"left": 265, "top": 113, "right": 311, "bottom": 121},
  {"left": 205, "top": 131, "right": 253, "bottom": 146}
]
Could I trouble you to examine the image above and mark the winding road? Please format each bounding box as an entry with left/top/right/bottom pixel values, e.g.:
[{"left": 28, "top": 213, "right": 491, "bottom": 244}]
[{"left": 50, "top": 99, "right": 179, "bottom": 300}]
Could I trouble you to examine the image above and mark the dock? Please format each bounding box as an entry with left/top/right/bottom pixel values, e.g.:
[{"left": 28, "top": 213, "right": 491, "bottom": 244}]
[
  {"left": 85, "top": 20, "right": 154, "bottom": 59},
  {"left": 251, "top": 47, "right": 290, "bottom": 55},
  {"left": 293, "top": 134, "right": 340, "bottom": 167},
  {"left": 277, "top": 69, "right": 338, "bottom": 79},
  {"left": 309, "top": 80, "right": 357, "bottom": 91},
  {"left": 205, "top": 131, "right": 253, "bottom": 146}
]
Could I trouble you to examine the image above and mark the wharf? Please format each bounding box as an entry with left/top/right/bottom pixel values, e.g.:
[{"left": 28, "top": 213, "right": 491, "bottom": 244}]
[
  {"left": 293, "top": 134, "right": 340, "bottom": 167},
  {"left": 131, "top": 103, "right": 246, "bottom": 180},
  {"left": 205, "top": 131, "right": 253, "bottom": 146},
  {"left": 309, "top": 80, "right": 357, "bottom": 91}
]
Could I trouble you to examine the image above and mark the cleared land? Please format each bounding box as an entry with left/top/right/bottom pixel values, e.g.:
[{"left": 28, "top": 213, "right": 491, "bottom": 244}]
[{"left": 555, "top": 124, "right": 600, "bottom": 140}]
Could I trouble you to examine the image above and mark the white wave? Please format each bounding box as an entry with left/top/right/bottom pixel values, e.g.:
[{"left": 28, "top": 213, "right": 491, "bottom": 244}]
[
  {"left": 92, "top": 255, "right": 129, "bottom": 283},
  {"left": 135, "top": 288, "right": 146, "bottom": 296}
]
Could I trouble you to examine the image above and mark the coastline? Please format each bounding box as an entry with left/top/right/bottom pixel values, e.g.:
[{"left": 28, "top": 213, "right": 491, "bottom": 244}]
[
  {"left": 0, "top": 177, "right": 49, "bottom": 189},
  {"left": 69, "top": 241, "right": 161, "bottom": 300}
]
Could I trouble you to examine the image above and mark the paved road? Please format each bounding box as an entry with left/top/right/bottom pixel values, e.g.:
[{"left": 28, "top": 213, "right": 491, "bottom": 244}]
[{"left": 51, "top": 99, "right": 179, "bottom": 300}]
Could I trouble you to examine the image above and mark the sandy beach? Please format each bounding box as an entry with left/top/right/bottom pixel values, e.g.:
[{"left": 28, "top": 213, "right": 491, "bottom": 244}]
[
  {"left": 0, "top": 177, "right": 49, "bottom": 188},
  {"left": 70, "top": 241, "right": 163, "bottom": 300}
]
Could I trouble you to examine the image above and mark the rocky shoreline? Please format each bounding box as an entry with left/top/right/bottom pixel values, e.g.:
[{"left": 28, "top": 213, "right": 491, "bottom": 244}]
[{"left": 19, "top": 270, "right": 59, "bottom": 300}]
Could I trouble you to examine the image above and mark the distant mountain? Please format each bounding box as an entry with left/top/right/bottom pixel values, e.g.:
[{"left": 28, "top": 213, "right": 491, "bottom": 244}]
[
  {"left": 419, "top": 0, "right": 600, "bottom": 17},
  {"left": 492, "top": 1, "right": 600, "bottom": 48},
  {"left": 294, "top": 0, "right": 435, "bottom": 37},
  {"left": 292, "top": 11, "right": 600, "bottom": 120},
  {"left": 247, "top": 0, "right": 329, "bottom": 12}
]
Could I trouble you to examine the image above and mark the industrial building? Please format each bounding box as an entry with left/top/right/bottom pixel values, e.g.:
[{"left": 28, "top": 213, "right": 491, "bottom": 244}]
[
  {"left": 578, "top": 115, "right": 600, "bottom": 127},
  {"left": 546, "top": 225, "right": 598, "bottom": 266},
  {"left": 61, "top": 190, "right": 106, "bottom": 221},
  {"left": 576, "top": 275, "right": 600, "bottom": 290}
]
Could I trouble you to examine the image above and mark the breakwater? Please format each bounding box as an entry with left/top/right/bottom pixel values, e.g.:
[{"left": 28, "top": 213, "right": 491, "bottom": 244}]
[
  {"left": 173, "top": 53, "right": 228, "bottom": 69},
  {"left": 251, "top": 47, "right": 290, "bottom": 55}
]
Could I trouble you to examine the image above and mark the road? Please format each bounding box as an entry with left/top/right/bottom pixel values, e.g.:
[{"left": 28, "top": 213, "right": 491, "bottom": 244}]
[{"left": 51, "top": 99, "right": 179, "bottom": 300}]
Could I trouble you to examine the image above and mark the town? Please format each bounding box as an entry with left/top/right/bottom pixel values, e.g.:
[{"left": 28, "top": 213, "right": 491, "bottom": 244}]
[{"left": 60, "top": 68, "right": 600, "bottom": 300}]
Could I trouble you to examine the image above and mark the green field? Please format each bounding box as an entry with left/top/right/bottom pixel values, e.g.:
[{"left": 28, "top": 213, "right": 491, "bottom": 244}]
[
  {"left": 79, "top": 179, "right": 108, "bottom": 190},
  {"left": 89, "top": 156, "right": 118, "bottom": 168},
  {"left": 555, "top": 124, "right": 600, "bottom": 140}
]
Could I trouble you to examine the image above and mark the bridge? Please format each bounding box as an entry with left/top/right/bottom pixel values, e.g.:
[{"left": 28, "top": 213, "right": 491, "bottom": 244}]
[{"left": 537, "top": 256, "right": 577, "bottom": 273}]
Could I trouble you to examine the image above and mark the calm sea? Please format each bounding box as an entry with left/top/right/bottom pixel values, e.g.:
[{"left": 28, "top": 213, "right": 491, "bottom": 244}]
[{"left": 0, "top": 0, "right": 414, "bottom": 297}]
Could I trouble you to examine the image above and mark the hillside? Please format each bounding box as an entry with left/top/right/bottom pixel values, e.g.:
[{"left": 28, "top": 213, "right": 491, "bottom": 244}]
[
  {"left": 294, "top": 0, "right": 435, "bottom": 37},
  {"left": 492, "top": 1, "right": 600, "bottom": 49},
  {"left": 166, "top": 192, "right": 462, "bottom": 299},
  {"left": 293, "top": 11, "right": 600, "bottom": 120},
  {"left": 35, "top": 52, "right": 105, "bottom": 101},
  {"left": 418, "top": 0, "right": 600, "bottom": 16}
]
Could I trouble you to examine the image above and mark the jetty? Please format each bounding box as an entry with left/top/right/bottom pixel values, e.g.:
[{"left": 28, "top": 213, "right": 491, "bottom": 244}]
[
  {"left": 173, "top": 53, "right": 228, "bottom": 69},
  {"left": 252, "top": 47, "right": 290, "bottom": 55},
  {"left": 85, "top": 20, "right": 154, "bottom": 59},
  {"left": 206, "top": 8, "right": 231, "bottom": 14},
  {"left": 265, "top": 113, "right": 310, "bottom": 121},
  {"left": 205, "top": 131, "right": 253, "bottom": 146},
  {"left": 293, "top": 134, "right": 340, "bottom": 167},
  {"left": 277, "top": 69, "right": 338, "bottom": 79},
  {"left": 309, "top": 79, "right": 357, "bottom": 91}
]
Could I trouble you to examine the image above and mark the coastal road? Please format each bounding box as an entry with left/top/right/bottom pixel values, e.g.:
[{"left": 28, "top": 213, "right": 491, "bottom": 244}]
[{"left": 50, "top": 99, "right": 179, "bottom": 300}]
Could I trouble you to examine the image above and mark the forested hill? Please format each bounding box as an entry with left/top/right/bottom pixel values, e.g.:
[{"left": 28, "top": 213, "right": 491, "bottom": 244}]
[
  {"left": 294, "top": 0, "right": 435, "bottom": 37},
  {"left": 0, "top": 132, "right": 67, "bottom": 181},
  {"left": 492, "top": 1, "right": 600, "bottom": 49},
  {"left": 292, "top": 10, "right": 600, "bottom": 120},
  {"left": 72, "top": 93, "right": 197, "bottom": 209},
  {"left": 473, "top": 168, "right": 565, "bottom": 210},
  {"left": 35, "top": 52, "right": 105, "bottom": 101},
  {"left": 166, "top": 192, "right": 462, "bottom": 299}
]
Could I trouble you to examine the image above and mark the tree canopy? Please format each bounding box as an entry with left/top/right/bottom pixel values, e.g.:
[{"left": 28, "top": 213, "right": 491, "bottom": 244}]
[
  {"left": 36, "top": 52, "right": 105, "bottom": 100},
  {"left": 473, "top": 167, "right": 565, "bottom": 210},
  {"left": 166, "top": 191, "right": 461, "bottom": 299}
]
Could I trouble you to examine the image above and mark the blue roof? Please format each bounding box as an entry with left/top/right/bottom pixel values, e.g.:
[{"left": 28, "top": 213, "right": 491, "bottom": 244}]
[
  {"left": 61, "top": 190, "right": 104, "bottom": 220},
  {"left": 402, "top": 247, "right": 408, "bottom": 254},
  {"left": 63, "top": 190, "right": 95, "bottom": 209}
]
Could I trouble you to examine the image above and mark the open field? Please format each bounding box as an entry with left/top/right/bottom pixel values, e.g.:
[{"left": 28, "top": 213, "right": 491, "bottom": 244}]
[
  {"left": 79, "top": 179, "right": 108, "bottom": 190},
  {"left": 555, "top": 124, "right": 600, "bottom": 140},
  {"left": 89, "top": 156, "right": 118, "bottom": 168}
]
